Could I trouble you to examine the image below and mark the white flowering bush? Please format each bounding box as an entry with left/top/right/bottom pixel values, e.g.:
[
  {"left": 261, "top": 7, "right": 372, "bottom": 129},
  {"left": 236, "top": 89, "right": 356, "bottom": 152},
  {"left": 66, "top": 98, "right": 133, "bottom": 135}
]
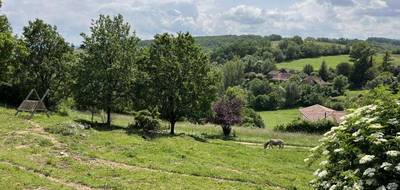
[{"left": 307, "top": 98, "right": 400, "bottom": 190}]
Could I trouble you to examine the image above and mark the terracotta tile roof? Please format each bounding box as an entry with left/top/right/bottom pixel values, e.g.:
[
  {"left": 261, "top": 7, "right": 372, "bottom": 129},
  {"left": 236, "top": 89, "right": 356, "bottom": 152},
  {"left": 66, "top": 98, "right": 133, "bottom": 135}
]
[
  {"left": 299, "top": 104, "right": 346, "bottom": 123},
  {"left": 268, "top": 69, "right": 292, "bottom": 81},
  {"left": 302, "top": 76, "right": 329, "bottom": 86}
]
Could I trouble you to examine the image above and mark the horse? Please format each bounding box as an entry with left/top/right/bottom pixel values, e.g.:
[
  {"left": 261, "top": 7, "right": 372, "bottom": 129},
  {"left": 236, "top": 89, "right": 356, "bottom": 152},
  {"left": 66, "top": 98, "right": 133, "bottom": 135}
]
[{"left": 264, "top": 139, "right": 285, "bottom": 149}]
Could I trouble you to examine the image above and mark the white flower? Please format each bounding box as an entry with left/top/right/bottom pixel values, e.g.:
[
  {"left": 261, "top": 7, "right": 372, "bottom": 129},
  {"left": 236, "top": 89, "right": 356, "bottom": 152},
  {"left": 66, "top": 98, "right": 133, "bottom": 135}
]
[
  {"left": 329, "top": 184, "right": 337, "bottom": 190},
  {"left": 319, "top": 160, "right": 328, "bottom": 166},
  {"left": 369, "top": 124, "right": 385, "bottom": 129},
  {"left": 334, "top": 148, "right": 344, "bottom": 153},
  {"left": 388, "top": 118, "right": 399, "bottom": 125},
  {"left": 386, "top": 151, "right": 400, "bottom": 157},
  {"left": 370, "top": 132, "right": 384, "bottom": 139},
  {"left": 352, "top": 129, "right": 361, "bottom": 137},
  {"left": 377, "top": 185, "right": 387, "bottom": 190},
  {"left": 396, "top": 164, "right": 400, "bottom": 172},
  {"left": 354, "top": 136, "right": 364, "bottom": 142},
  {"left": 304, "top": 158, "right": 309, "bottom": 163},
  {"left": 313, "top": 169, "right": 321, "bottom": 176},
  {"left": 318, "top": 170, "right": 328, "bottom": 178},
  {"left": 381, "top": 162, "right": 393, "bottom": 171},
  {"left": 323, "top": 150, "right": 330, "bottom": 155},
  {"left": 359, "top": 155, "right": 375, "bottom": 164},
  {"left": 387, "top": 183, "right": 398, "bottom": 190},
  {"left": 363, "top": 168, "right": 376, "bottom": 177},
  {"left": 366, "top": 179, "right": 375, "bottom": 185},
  {"left": 343, "top": 186, "right": 352, "bottom": 190}
]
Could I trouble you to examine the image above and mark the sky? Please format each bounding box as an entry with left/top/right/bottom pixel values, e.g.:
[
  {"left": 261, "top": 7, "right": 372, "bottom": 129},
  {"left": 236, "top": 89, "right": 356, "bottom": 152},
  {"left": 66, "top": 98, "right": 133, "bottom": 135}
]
[{"left": 1, "top": 0, "right": 400, "bottom": 45}]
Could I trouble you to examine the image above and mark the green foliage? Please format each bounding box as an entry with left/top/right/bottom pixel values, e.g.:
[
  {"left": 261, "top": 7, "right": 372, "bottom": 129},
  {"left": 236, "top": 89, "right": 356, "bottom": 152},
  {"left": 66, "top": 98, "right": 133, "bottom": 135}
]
[
  {"left": 307, "top": 96, "right": 400, "bottom": 189},
  {"left": 225, "top": 86, "right": 248, "bottom": 105},
  {"left": 275, "top": 119, "right": 335, "bottom": 133},
  {"left": 251, "top": 94, "right": 281, "bottom": 111},
  {"left": 241, "top": 107, "right": 265, "bottom": 128},
  {"left": 129, "top": 110, "right": 161, "bottom": 132},
  {"left": 382, "top": 51, "right": 394, "bottom": 71},
  {"left": 319, "top": 60, "right": 330, "bottom": 81},
  {"left": 45, "top": 122, "right": 87, "bottom": 136},
  {"left": 141, "top": 32, "right": 219, "bottom": 134},
  {"left": 222, "top": 56, "right": 245, "bottom": 88},
  {"left": 241, "top": 55, "right": 276, "bottom": 74},
  {"left": 303, "top": 64, "right": 314, "bottom": 75},
  {"left": 284, "top": 81, "right": 301, "bottom": 107},
  {"left": 248, "top": 78, "right": 271, "bottom": 96},
  {"left": 15, "top": 19, "right": 74, "bottom": 108},
  {"left": 366, "top": 72, "right": 397, "bottom": 89},
  {"left": 74, "top": 14, "right": 139, "bottom": 127},
  {"left": 335, "top": 62, "right": 353, "bottom": 78},
  {"left": 333, "top": 75, "right": 349, "bottom": 95},
  {"left": 300, "top": 84, "right": 325, "bottom": 106},
  {"left": 350, "top": 41, "right": 375, "bottom": 88}
]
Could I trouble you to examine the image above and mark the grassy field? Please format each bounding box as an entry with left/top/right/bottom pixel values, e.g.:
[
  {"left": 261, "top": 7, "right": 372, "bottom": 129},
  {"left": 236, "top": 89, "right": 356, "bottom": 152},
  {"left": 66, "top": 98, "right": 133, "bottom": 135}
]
[
  {"left": 0, "top": 107, "right": 320, "bottom": 190},
  {"left": 258, "top": 108, "right": 300, "bottom": 128},
  {"left": 276, "top": 53, "right": 400, "bottom": 71},
  {"left": 277, "top": 55, "right": 350, "bottom": 71}
]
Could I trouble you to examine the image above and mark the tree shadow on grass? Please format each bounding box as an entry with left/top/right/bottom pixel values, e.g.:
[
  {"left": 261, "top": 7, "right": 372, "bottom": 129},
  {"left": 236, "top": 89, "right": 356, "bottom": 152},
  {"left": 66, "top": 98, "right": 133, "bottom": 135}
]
[
  {"left": 74, "top": 119, "right": 126, "bottom": 131},
  {"left": 74, "top": 118, "right": 233, "bottom": 143}
]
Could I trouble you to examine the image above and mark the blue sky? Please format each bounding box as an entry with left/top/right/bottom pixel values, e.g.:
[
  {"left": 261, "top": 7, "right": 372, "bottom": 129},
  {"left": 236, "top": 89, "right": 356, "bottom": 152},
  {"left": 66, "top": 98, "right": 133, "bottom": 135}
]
[{"left": 1, "top": 0, "right": 399, "bottom": 45}]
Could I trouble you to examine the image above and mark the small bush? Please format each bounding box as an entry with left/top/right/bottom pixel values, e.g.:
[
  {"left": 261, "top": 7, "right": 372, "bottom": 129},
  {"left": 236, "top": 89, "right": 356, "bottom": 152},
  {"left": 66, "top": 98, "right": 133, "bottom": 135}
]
[
  {"left": 275, "top": 119, "right": 335, "bottom": 133},
  {"left": 45, "top": 122, "right": 87, "bottom": 136},
  {"left": 129, "top": 110, "right": 161, "bottom": 132},
  {"left": 241, "top": 108, "right": 265, "bottom": 128}
]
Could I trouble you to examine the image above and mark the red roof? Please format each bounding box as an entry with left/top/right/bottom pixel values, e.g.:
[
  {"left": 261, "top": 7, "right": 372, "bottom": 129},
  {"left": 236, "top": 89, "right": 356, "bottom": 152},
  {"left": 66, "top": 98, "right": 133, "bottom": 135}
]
[{"left": 299, "top": 104, "right": 346, "bottom": 123}]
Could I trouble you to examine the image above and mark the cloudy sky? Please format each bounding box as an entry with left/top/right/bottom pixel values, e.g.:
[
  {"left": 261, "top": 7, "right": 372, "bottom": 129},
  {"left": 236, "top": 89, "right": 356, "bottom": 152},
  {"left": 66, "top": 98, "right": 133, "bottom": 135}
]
[{"left": 1, "top": 0, "right": 400, "bottom": 45}]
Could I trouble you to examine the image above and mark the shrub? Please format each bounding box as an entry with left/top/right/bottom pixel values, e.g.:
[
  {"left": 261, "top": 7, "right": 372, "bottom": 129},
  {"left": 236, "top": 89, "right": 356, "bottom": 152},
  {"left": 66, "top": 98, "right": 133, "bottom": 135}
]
[
  {"left": 306, "top": 99, "right": 400, "bottom": 189},
  {"left": 333, "top": 75, "right": 349, "bottom": 95},
  {"left": 275, "top": 119, "right": 335, "bottom": 133},
  {"left": 45, "top": 122, "right": 88, "bottom": 136},
  {"left": 129, "top": 110, "right": 161, "bottom": 132},
  {"left": 212, "top": 97, "right": 243, "bottom": 136},
  {"left": 241, "top": 108, "right": 265, "bottom": 128}
]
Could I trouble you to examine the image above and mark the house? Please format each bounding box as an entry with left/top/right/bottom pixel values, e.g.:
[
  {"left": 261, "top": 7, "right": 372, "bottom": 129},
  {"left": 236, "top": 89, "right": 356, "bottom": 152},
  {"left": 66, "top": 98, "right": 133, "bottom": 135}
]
[
  {"left": 268, "top": 69, "right": 292, "bottom": 82},
  {"left": 302, "top": 75, "right": 329, "bottom": 86},
  {"left": 299, "top": 104, "right": 346, "bottom": 124}
]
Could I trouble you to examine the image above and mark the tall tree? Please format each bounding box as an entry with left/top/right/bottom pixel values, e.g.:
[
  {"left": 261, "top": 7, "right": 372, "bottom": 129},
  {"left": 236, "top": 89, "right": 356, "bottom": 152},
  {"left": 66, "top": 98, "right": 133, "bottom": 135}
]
[
  {"left": 349, "top": 42, "right": 375, "bottom": 88},
  {"left": 142, "top": 32, "right": 219, "bottom": 134},
  {"left": 319, "top": 60, "right": 329, "bottom": 81},
  {"left": 335, "top": 62, "right": 352, "bottom": 78},
  {"left": 222, "top": 56, "right": 245, "bottom": 88},
  {"left": 16, "top": 19, "right": 73, "bottom": 107},
  {"left": 381, "top": 51, "right": 393, "bottom": 71},
  {"left": 303, "top": 64, "right": 314, "bottom": 75},
  {"left": 212, "top": 97, "right": 243, "bottom": 136},
  {"left": 75, "top": 14, "right": 139, "bottom": 127}
]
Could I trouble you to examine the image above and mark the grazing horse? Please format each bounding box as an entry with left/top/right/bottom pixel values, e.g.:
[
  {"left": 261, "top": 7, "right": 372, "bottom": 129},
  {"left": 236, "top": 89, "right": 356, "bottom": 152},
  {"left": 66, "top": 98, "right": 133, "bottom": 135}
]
[{"left": 264, "top": 139, "right": 285, "bottom": 149}]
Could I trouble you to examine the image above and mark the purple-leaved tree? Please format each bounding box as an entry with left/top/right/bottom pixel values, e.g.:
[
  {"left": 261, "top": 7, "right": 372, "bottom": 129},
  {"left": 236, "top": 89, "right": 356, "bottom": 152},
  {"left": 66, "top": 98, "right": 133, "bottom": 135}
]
[{"left": 212, "top": 97, "right": 243, "bottom": 136}]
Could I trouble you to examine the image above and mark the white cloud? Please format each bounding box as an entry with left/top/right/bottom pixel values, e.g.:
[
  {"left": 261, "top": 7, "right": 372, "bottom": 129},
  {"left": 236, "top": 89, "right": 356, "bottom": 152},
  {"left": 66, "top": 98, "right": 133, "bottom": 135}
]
[{"left": 1, "top": 0, "right": 399, "bottom": 44}]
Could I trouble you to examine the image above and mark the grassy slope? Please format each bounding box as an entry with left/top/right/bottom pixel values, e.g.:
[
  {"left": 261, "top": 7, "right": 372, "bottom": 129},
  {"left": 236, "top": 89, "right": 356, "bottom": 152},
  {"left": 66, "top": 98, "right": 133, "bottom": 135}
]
[
  {"left": 276, "top": 54, "right": 400, "bottom": 71},
  {"left": 0, "top": 107, "right": 320, "bottom": 190},
  {"left": 258, "top": 108, "right": 300, "bottom": 128},
  {"left": 277, "top": 55, "right": 350, "bottom": 71}
]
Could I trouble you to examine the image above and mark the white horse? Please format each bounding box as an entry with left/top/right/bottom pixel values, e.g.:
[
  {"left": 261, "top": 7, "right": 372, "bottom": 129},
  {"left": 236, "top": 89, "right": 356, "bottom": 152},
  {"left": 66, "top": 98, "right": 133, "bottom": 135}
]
[{"left": 264, "top": 139, "right": 285, "bottom": 149}]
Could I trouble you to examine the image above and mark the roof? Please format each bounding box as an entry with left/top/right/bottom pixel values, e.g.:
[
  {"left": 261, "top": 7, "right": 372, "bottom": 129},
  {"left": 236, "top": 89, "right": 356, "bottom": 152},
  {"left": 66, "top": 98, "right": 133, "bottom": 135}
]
[
  {"left": 268, "top": 69, "right": 292, "bottom": 81},
  {"left": 302, "top": 76, "right": 329, "bottom": 86},
  {"left": 299, "top": 104, "right": 346, "bottom": 123}
]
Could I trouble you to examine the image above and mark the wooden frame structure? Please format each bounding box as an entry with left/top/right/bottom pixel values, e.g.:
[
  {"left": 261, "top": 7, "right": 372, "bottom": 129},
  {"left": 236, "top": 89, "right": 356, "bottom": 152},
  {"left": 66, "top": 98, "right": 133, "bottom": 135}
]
[{"left": 15, "top": 89, "right": 50, "bottom": 118}]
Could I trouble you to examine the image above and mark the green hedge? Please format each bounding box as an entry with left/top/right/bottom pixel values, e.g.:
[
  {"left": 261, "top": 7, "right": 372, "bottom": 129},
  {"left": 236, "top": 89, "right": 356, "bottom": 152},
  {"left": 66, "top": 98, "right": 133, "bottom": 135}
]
[{"left": 275, "top": 119, "right": 335, "bottom": 133}]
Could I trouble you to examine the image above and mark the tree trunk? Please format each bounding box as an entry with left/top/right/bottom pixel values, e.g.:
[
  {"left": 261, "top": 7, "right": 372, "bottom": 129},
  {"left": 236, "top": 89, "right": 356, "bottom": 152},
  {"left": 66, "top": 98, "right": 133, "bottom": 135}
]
[
  {"left": 222, "top": 125, "right": 231, "bottom": 137},
  {"left": 106, "top": 107, "right": 111, "bottom": 128},
  {"left": 170, "top": 120, "right": 176, "bottom": 135}
]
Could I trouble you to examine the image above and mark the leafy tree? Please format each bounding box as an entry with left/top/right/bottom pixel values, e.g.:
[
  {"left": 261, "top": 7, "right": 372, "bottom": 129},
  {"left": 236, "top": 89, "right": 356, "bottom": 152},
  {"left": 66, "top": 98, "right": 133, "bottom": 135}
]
[
  {"left": 336, "top": 62, "right": 352, "bottom": 78},
  {"left": 303, "top": 64, "right": 314, "bottom": 75},
  {"left": 15, "top": 19, "right": 74, "bottom": 107},
  {"left": 225, "top": 86, "right": 248, "bottom": 105},
  {"left": 349, "top": 42, "right": 375, "bottom": 88},
  {"left": 333, "top": 75, "right": 349, "bottom": 95},
  {"left": 319, "top": 60, "right": 329, "bottom": 81},
  {"left": 222, "top": 56, "right": 245, "bottom": 88},
  {"left": 248, "top": 78, "right": 271, "bottom": 96},
  {"left": 284, "top": 81, "right": 301, "bottom": 107},
  {"left": 382, "top": 51, "right": 393, "bottom": 71},
  {"left": 365, "top": 72, "right": 397, "bottom": 90},
  {"left": 75, "top": 14, "right": 139, "bottom": 127},
  {"left": 241, "top": 107, "right": 265, "bottom": 128},
  {"left": 143, "top": 32, "right": 219, "bottom": 134},
  {"left": 212, "top": 97, "right": 243, "bottom": 136}
]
